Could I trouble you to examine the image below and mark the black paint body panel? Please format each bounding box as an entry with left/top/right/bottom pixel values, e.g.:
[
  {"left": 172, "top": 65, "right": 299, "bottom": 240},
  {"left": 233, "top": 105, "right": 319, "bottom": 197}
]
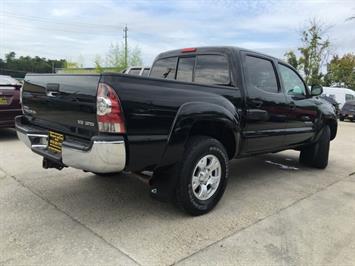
[{"left": 21, "top": 47, "right": 337, "bottom": 172}]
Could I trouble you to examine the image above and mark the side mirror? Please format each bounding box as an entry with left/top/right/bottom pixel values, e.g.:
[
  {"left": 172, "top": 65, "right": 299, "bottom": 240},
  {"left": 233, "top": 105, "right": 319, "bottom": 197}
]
[{"left": 311, "top": 84, "right": 323, "bottom": 96}]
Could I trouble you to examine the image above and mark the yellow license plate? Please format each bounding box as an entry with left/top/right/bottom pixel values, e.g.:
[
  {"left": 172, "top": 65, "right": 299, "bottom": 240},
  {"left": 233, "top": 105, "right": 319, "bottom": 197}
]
[
  {"left": 0, "top": 97, "right": 7, "bottom": 105},
  {"left": 48, "top": 131, "right": 64, "bottom": 153}
]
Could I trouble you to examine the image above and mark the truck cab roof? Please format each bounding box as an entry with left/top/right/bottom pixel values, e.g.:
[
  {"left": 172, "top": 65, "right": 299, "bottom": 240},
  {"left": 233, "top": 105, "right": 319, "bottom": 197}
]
[
  {"left": 153, "top": 46, "right": 293, "bottom": 72},
  {"left": 155, "top": 46, "right": 280, "bottom": 61}
]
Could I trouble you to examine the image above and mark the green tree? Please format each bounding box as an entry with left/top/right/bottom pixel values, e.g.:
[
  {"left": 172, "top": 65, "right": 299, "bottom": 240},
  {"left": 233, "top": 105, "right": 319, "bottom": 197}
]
[
  {"left": 105, "top": 42, "right": 143, "bottom": 71},
  {"left": 0, "top": 52, "right": 67, "bottom": 78},
  {"left": 94, "top": 55, "right": 104, "bottom": 73},
  {"left": 129, "top": 46, "right": 143, "bottom": 66},
  {"left": 284, "top": 50, "right": 299, "bottom": 69},
  {"left": 324, "top": 53, "right": 355, "bottom": 89},
  {"left": 106, "top": 43, "right": 125, "bottom": 71},
  {"left": 298, "top": 19, "right": 330, "bottom": 85},
  {"left": 5, "top": 52, "right": 16, "bottom": 62},
  {"left": 65, "top": 60, "right": 79, "bottom": 68},
  {"left": 284, "top": 19, "right": 330, "bottom": 85}
]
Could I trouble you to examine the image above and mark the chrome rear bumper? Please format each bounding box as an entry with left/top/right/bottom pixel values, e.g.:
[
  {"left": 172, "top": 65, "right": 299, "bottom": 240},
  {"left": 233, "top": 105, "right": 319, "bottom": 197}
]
[
  {"left": 62, "top": 139, "right": 126, "bottom": 173},
  {"left": 15, "top": 116, "right": 126, "bottom": 173}
]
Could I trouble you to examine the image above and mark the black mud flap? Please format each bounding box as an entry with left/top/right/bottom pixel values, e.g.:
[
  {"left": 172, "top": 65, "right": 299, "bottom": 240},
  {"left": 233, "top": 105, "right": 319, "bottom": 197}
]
[{"left": 149, "top": 166, "right": 179, "bottom": 202}]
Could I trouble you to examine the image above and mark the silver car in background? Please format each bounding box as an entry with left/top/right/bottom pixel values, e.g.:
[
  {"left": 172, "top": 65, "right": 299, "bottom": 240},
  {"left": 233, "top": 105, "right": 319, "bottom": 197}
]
[{"left": 122, "top": 66, "right": 150, "bottom": 76}]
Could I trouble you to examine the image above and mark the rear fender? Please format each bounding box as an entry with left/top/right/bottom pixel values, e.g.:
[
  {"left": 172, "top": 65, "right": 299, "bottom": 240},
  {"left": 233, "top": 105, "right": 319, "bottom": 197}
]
[
  {"left": 150, "top": 102, "right": 239, "bottom": 201},
  {"left": 158, "top": 102, "right": 239, "bottom": 168}
]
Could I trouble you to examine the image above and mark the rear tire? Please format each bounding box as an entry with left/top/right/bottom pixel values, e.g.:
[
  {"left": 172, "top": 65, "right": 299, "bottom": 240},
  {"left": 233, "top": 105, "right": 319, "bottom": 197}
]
[
  {"left": 175, "top": 136, "right": 229, "bottom": 216},
  {"left": 299, "top": 126, "right": 330, "bottom": 169}
]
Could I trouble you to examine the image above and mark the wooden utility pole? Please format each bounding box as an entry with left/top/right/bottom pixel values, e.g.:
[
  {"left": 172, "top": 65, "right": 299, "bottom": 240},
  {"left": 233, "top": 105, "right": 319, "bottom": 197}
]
[{"left": 123, "top": 25, "right": 128, "bottom": 68}]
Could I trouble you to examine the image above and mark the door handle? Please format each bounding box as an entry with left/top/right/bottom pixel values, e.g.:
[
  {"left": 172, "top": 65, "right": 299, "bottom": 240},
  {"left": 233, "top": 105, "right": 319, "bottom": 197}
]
[
  {"left": 301, "top": 115, "right": 311, "bottom": 122},
  {"left": 47, "top": 91, "right": 59, "bottom": 97},
  {"left": 251, "top": 100, "right": 263, "bottom": 108},
  {"left": 46, "top": 83, "right": 60, "bottom": 97}
]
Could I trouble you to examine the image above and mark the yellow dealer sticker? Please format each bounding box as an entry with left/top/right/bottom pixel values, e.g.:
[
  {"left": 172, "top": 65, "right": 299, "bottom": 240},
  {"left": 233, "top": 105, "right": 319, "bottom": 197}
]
[
  {"left": 48, "top": 131, "right": 64, "bottom": 153},
  {"left": 0, "top": 97, "right": 7, "bottom": 105}
]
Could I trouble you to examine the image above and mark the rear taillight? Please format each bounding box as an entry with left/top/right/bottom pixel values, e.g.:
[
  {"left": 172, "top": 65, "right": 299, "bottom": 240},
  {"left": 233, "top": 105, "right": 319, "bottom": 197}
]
[
  {"left": 20, "top": 85, "right": 23, "bottom": 104},
  {"left": 96, "top": 83, "right": 126, "bottom": 133}
]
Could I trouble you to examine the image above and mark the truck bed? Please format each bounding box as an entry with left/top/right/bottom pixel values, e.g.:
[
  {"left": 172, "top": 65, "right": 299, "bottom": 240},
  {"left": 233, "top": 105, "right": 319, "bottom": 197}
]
[{"left": 21, "top": 73, "right": 242, "bottom": 171}]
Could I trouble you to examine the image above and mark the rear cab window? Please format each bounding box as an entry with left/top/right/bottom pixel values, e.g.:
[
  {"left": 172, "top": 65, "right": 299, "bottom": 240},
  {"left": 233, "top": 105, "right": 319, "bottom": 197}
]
[
  {"left": 151, "top": 53, "right": 231, "bottom": 86},
  {"left": 176, "top": 57, "right": 195, "bottom": 82},
  {"left": 150, "top": 57, "right": 177, "bottom": 80}
]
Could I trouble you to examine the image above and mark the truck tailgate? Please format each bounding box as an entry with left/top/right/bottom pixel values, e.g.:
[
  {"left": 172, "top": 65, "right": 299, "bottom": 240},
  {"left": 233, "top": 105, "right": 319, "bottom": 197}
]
[{"left": 22, "top": 74, "right": 100, "bottom": 139}]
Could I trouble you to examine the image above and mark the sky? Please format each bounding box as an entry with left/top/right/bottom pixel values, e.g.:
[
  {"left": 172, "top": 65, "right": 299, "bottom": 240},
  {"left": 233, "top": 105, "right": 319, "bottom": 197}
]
[{"left": 1, "top": 0, "right": 354, "bottom": 67}]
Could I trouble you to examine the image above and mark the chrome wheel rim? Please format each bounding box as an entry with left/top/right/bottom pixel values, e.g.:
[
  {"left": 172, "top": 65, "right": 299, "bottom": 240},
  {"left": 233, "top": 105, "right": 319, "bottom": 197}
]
[{"left": 191, "top": 154, "right": 222, "bottom": 201}]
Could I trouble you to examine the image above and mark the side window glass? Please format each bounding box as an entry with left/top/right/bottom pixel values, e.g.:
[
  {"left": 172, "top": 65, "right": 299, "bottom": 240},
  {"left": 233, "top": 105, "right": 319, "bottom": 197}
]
[
  {"left": 278, "top": 64, "right": 306, "bottom": 96},
  {"left": 176, "top": 57, "right": 195, "bottom": 82},
  {"left": 194, "top": 55, "right": 230, "bottom": 85},
  {"left": 345, "top": 94, "right": 354, "bottom": 101},
  {"left": 149, "top": 57, "right": 177, "bottom": 80},
  {"left": 245, "top": 56, "right": 278, "bottom": 93}
]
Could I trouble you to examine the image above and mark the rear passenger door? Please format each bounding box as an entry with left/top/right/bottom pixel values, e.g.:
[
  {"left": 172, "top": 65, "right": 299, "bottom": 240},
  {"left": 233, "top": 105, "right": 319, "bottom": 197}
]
[{"left": 241, "top": 52, "right": 289, "bottom": 153}]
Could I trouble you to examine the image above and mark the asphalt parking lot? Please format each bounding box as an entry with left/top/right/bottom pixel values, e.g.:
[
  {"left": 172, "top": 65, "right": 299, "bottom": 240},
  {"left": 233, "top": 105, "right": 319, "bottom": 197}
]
[{"left": 1, "top": 122, "right": 355, "bottom": 266}]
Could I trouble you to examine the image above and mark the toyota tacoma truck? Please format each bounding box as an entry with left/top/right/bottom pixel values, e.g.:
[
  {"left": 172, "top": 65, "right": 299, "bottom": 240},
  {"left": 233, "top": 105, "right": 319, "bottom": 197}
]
[{"left": 16, "top": 47, "right": 337, "bottom": 215}]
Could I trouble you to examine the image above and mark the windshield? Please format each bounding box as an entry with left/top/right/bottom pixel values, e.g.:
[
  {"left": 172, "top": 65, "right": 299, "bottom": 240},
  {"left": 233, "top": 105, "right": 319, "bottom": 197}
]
[{"left": 0, "top": 76, "right": 19, "bottom": 85}]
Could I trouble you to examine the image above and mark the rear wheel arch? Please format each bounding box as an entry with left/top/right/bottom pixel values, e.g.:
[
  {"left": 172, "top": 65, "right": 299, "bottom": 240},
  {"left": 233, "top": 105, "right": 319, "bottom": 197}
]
[
  {"left": 151, "top": 106, "right": 239, "bottom": 202},
  {"left": 157, "top": 102, "right": 239, "bottom": 168},
  {"left": 189, "top": 120, "right": 238, "bottom": 160}
]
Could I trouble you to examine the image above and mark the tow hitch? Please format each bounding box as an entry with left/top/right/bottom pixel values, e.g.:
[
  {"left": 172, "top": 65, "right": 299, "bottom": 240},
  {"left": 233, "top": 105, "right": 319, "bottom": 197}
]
[{"left": 42, "top": 158, "right": 64, "bottom": 170}]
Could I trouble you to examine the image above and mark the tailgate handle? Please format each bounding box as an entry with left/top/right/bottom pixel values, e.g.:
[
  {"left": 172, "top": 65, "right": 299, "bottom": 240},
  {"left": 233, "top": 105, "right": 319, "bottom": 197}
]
[{"left": 46, "top": 83, "right": 60, "bottom": 97}]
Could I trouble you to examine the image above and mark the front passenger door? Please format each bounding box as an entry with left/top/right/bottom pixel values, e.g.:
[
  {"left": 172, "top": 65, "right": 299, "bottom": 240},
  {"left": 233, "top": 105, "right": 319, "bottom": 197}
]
[{"left": 278, "top": 63, "right": 318, "bottom": 146}]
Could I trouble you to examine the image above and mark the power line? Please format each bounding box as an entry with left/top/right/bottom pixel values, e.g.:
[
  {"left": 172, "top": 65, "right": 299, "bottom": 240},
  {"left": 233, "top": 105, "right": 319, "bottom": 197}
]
[
  {"left": 0, "top": 10, "right": 121, "bottom": 29},
  {"left": 0, "top": 21, "right": 119, "bottom": 35}
]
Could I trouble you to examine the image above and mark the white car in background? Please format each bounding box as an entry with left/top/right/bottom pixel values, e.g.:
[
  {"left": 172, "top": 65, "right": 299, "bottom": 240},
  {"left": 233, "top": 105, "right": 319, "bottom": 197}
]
[
  {"left": 122, "top": 66, "right": 150, "bottom": 76},
  {"left": 322, "top": 87, "right": 355, "bottom": 109}
]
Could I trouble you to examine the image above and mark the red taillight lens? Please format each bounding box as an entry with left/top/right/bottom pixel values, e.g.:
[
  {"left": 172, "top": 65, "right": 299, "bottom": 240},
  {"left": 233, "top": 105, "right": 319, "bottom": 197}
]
[{"left": 97, "top": 83, "right": 126, "bottom": 133}]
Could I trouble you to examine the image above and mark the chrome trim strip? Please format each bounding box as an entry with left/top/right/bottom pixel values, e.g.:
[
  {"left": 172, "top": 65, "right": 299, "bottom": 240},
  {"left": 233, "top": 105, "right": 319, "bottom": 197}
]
[{"left": 31, "top": 144, "right": 47, "bottom": 148}]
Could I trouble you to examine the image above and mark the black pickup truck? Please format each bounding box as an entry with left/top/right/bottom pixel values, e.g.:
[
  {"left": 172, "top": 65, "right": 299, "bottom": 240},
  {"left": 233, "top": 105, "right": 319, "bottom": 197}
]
[{"left": 16, "top": 47, "right": 337, "bottom": 215}]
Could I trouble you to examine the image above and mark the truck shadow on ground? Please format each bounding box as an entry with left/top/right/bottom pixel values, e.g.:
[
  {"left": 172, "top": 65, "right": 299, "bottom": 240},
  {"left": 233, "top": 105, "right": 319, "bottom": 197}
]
[{"left": 0, "top": 128, "right": 18, "bottom": 141}]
